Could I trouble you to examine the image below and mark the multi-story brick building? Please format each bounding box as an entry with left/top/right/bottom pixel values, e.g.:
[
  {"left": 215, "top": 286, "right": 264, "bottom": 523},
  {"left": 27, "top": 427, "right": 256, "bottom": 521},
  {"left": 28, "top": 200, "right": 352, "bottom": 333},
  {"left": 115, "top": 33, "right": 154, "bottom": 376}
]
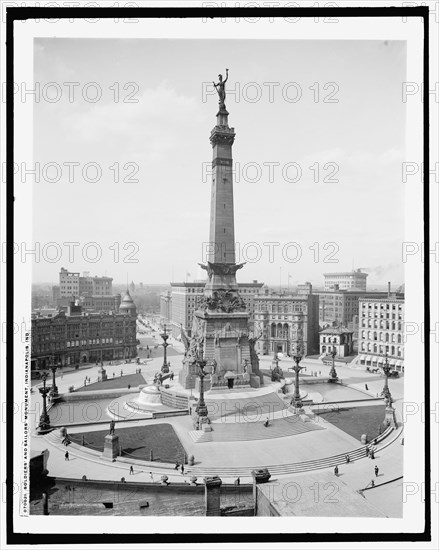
[
  {"left": 357, "top": 295, "right": 405, "bottom": 372},
  {"left": 316, "top": 289, "right": 389, "bottom": 328},
  {"left": 59, "top": 268, "right": 80, "bottom": 297},
  {"left": 31, "top": 292, "right": 138, "bottom": 372},
  {"left": 319, "top": 326, "right": 354, "bottom": 357},
  {"left": 59, "top": 268, "right": 113, "bottom": 298},
  {"left": 253, "top": 286, "right": 320, "bottom": 356},
  {"left": 160, "top": 290, "right": 172, "bottom": 323},
  {"left": 324, "top": 269, "right": 368, "bottom": 291},
  {"left": 166, "top": 280, "right": 264, "bottom": 337}
]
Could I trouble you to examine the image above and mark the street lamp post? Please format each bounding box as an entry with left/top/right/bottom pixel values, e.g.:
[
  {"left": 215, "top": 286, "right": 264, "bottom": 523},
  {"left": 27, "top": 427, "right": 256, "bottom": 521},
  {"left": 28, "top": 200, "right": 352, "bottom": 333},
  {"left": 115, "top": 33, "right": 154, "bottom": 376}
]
[
  {"left": 38, "top": 372, "right": 52, "bottom": 433},
  {"left": 49, "top": 361, "right": 59, "bottom": 398},
  {"left": 329, "top": 349, "right": 338, "bottom": 382},
  {"left": 271, "top": 344, "right": 279, "bottom": 371},
  {"left": 160, "top": 324, "right": 170, "bottom": 373},
  {"left": 291, "top": 347, "right": 304, "bottom": 409},
  {"left": 195, "top": 356, "right": 208, "bottom": 420},
  {"left": 381, "top": 352, "right": 392, "bottom": 402},
  {"left": 193, "top": 348, "right": 211, "bottom": 430}
]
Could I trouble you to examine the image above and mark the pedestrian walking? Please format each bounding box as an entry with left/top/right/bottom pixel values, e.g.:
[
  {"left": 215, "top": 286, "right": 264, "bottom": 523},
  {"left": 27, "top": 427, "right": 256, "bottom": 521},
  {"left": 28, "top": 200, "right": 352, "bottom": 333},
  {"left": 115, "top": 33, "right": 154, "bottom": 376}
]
[
  {"left": 370, "top": 450, "right": 375, "bottom": 460},
  {"left": 235, "top": 477, "right": 240, "bottom": 486},
  {"left": 181, "top": 464, "right": 185, "bottom": 475},
  {"left": 149, "top": 472, "right": 154, "bottom": 481},
  {"left": 65, "top": 451, "right": 69, "bottom": 461},
  {"left": 374, "top": 465, "right": 379, "bottom": 477},
  {"left": 371, "top": 480, "right": 375, "bottom": 488},
  {"left": 365, "top": 446, "right": 370, "bottom": 457},
  {"left": 174, "top": 462, "right": 179, "bottom": 470},
  {"left": 345, "top": 454, "right": 350, "bottom": 464},
  {"left": 334, "top": 465, "right": 339, "bottom": 476},
  {"left": 129, "top": 465, "right": 134, "bottom": 475},
  {"left": 365, "top": 384, "right": 368, "bottom": 390}
]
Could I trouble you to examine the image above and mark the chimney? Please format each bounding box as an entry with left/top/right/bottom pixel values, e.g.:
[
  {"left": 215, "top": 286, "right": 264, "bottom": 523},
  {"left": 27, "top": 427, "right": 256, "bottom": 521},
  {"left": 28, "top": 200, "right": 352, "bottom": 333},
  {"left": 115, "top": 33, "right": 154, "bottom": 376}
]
[{"left": 387, "top": 282, "right": 391, "bottom": 298}]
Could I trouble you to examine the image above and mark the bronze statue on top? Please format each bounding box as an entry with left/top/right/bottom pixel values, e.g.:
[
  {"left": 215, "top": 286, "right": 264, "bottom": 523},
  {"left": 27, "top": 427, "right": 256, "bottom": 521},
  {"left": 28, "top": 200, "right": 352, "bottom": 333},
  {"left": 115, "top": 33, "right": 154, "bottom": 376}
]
[{"left": 213, "top": 68, "right": 229, "bottom": 110}]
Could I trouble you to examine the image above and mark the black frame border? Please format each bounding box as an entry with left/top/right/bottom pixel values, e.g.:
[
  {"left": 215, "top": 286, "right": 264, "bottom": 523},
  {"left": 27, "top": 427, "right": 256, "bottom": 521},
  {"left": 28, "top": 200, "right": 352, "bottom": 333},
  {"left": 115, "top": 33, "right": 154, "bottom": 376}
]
[{"left": 6, "top": 4, "right": 430, "bottom": 545}]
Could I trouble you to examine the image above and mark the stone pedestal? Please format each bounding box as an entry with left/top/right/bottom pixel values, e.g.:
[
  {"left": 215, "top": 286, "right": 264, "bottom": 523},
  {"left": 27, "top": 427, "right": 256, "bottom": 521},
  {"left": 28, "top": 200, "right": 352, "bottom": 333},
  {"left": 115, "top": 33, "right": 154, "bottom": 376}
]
[
  {"left": 98, "top": 367, "right": 107, "bottom": 382},
  {"left": 204, "top": 475, "right": 222, "bottom": 516},
  {"left": 384, "top": 406, "right": 397, "bottom": 428},
  {"left": 101, "top": 434, "right": 119, "bottom": 462}
]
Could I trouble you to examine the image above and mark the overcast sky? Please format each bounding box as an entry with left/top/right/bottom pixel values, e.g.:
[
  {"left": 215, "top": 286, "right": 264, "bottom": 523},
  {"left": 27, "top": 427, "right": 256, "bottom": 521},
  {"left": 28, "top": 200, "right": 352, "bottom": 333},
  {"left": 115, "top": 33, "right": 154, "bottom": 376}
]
[{"left": 33, "top": 38, "right": 406, "bottom": 287}]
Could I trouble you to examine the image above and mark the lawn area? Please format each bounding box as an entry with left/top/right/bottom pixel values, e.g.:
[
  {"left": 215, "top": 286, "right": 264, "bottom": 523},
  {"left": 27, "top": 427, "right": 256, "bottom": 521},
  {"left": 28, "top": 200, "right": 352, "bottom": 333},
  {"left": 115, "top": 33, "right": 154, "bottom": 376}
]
[
  {"left": 79, "top": 373, "right": 146, "bottom": 392},
  {"left": 72, "top": 424, "right": 187, "bottom": 464},
  {"left": 314, "top": 404, "right": 386, "bottom": 441}
]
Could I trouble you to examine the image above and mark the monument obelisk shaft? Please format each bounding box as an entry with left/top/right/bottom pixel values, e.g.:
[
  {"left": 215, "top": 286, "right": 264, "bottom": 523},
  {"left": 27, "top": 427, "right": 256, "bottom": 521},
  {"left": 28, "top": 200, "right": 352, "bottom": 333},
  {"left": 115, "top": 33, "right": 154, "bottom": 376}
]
[
  {"left": 208, "top": 110, "right": 236, "bottom": 266},
  {"left": 179, "top": 70, "right": 263, "bottom": 392}
]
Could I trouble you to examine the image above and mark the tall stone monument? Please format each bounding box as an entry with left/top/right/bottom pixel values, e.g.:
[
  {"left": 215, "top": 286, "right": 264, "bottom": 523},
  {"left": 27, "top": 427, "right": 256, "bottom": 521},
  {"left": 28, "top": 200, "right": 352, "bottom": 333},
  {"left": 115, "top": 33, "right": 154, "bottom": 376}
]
[{"left": 179, "top": 70, "right": 263, "bottom": 392}]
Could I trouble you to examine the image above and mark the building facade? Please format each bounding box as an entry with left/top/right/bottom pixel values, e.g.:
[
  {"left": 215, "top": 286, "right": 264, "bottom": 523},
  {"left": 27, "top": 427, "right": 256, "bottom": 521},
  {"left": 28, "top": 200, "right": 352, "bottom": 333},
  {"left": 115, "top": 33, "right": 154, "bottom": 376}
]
[
  {"left": 167, "top": 281, "right": 264, "bottom": 337},
  {"left": 357, "top": 296, "right": 405, "bottom": 372},
  {"left": 59, "top": 268, "right": 113, "bottom": 298},
  {"left": 316, "top": 290, "right": 389, "bottom": 328},
  {"left": 324, "top": 269, "right": 368, "bottom": 291},
  {"left": 319, "top": 327, "right": 354, "bottom": 357},
  {"left": 59, "top": 268, "right": 80, "bottom": 297},
  {"left": 31, "top": 296, "right": 138, "bottom": 372},
  {"left": 160, "top": 290, "right": 172, "bottom": 323},
  {"left": 253, "top": 288, "right": 320, "bottom": 356}
]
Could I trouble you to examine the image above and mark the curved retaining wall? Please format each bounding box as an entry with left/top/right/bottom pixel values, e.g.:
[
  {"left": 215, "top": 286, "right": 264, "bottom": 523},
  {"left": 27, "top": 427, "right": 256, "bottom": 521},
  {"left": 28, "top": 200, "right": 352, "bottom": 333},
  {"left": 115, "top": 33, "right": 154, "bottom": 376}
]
[{"left": 159, "top": 388, "right": 189, "bottom": 409}]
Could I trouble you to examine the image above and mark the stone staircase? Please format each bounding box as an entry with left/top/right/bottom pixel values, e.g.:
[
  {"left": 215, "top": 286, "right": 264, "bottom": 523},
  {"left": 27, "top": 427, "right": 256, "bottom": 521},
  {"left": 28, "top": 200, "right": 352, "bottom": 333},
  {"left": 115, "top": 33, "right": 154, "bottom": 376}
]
[
  {"left": 204, "top": 391, "right": 287, "bottom": 420},
  {"left": 186, "top": 444, "right": 369, "bottom": 478},
  {"left": 187, "top": 415, "right": 323, "bottom": 443},
  {"left": 185, "top": 426, "right": 396, "bottom": 478}
]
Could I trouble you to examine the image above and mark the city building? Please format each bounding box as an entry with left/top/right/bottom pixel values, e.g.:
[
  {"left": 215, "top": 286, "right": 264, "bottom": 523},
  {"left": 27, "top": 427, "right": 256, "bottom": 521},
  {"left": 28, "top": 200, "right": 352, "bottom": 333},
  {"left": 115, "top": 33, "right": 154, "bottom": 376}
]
[
  {"left": 324, "top": 269, "right": 368, "bottom": 291},
  {"left": 56, "top": 294, "right": 121, "bottom": 314},
  {"left": 59, "top": 268, "right": 113, "bottom": 298},
  {"left": 31, "top": 295, "right": 138, "bottom": 372},
  {"left": 253, "top": 286, "right": 320, "bottom": 356},
  {"left": 160, "top": 290, "right": 172, "bottom": 323},
  {"left": 167, "top": 280, "right": 264, "bottom": 337},
  {"left": 316, "top": 289, "right": 389, "bottom": 328},
  {"left": 59, "top": 268, "right": 80, "bottom": 297},
  {"left": 357, "top": 294, "right": 405, "bottom": 372},
  {"left": 81, "top": 294, "right": 121, "bottom": 313},
  {"left": 319, "top": 326, "right": 354, "bottom": 357}
]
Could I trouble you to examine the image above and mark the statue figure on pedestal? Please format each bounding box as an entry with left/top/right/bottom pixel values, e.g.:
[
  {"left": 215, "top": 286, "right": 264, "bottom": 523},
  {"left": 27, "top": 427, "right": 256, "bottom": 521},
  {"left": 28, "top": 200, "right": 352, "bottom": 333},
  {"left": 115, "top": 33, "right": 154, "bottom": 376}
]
[{"left": 213, "top": 69, "right": 229, "bottom": 110}]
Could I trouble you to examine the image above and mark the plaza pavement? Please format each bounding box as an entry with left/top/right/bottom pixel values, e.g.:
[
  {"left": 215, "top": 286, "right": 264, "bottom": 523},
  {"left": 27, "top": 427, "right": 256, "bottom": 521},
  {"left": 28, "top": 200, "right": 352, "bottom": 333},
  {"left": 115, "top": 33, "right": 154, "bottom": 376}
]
[{"left": 30, "top": 322, "right": 404, "bottom": 513}]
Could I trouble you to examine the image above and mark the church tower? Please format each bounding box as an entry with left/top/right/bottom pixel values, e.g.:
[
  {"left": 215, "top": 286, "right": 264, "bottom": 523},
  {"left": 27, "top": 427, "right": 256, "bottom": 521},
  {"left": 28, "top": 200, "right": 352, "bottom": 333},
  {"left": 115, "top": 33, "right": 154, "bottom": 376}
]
[{"left": 179, "top": 71, "right": 263, "bottom": 392}]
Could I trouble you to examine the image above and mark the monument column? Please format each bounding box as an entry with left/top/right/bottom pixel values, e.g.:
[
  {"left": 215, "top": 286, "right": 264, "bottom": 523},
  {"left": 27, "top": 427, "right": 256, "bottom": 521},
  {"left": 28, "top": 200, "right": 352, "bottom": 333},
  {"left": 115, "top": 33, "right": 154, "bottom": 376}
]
[{"left": 178, "top": 70, "right": 263, "bottom": 391}]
